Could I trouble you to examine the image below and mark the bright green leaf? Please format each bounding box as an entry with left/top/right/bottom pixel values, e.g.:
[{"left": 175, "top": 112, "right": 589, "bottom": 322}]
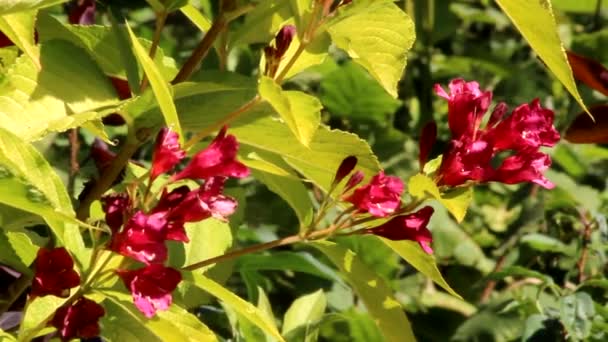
[
  {"left": 126, "top": 23, "right": 183, "bottom": 143},
  {"left": 169, "top": 218, "right": 233, "bottom": 271},
  {"left": 312, "top": 241, "right": 415, "bottom": 342},
  {"left": 273, "top": 31, "right": 331, "bottom": 80},
  {"left": 408, "top": 173, "right": 472, "bottom": 223},
  {"left": 259, "top": 76, "right": 321, "bottom": 147},
  {"left": 380, "top": 238, "right": 460, "bottom": 298},
  {"left": 230, "top": 1, "right": 292, "bottom": 46},
  {"left": 320, "top": 61, "right": 401, "bottom": 122},
  {"left": 495, "top": 0, "right": 589, "bottom": 116},
  {"left": 181, "top": 3, "right": 212, "bottom": 32},
  {"left": 326, "top": 2, "right": 415, "bottom": 97},
  {"left": 0, "top": 10, "right": 39, "bottom": 66},
  {"left": 251, "top": 169, "right": 314, "bottom": 229},
  {"left": 188, "top": 273, "right": 286, "bottom": 342},
  {"left": 0, "top": 231, "right": 39, "bottom": 275},
  {"left": 282, "top": 289, "right": 326, "bottom": 342},
  {"left": 0, "top": 128, "right": 87, "bottom": 267},
  {"left": 0, "top": 0, "right": 67, "bottom": 14},
  {"left": 19, "top": 296, "right": 69, "bottom": 341}
]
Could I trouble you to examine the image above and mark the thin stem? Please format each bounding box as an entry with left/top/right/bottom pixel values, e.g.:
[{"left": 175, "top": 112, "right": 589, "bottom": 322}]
[
  {"left": 576, "top": 211, "right": 593, "bottom": 284},
  {"left": 77, "top": 142, "right": 141, "bottom": 221},
  {"left": 183, "top": 95, "right": 261, "bottom": 150},
  {"left": 172, "top": 16, "right": 227, "bottom": 84},
  {"left": 275, "top": 43, "right": 306, "bottom": 83},
  {"left": 68, "top": 128, "right": 80, "bottom": 198},
  {"left": 183, "top": 224, "right": 336, "bottom": 271},
  {"left": 141, "top": 11, "right": 169, "bottom": 91}
]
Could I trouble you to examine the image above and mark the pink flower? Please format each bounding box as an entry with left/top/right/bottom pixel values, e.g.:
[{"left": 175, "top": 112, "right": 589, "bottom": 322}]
[
  {"left": 31, "top": 247, "right": 80, "bottom": 298},
  {"left": 434, "top": 79, "right": 559, "bottom": 189},
  {"left": 68, "top": 0, "right": 96, "bottom": 25},
  {"left": 101, "top": 193, "right": 130, "bottom": 232},
  {"left": 343, "top": 170, "right": 365, "bottom": 193},
  {"left": 50, "top": 297, "right": 105, "bottom": 341},
  {"left": 365, "top": 206, "right": 434, "bottom": 254},
  {"left": 117, "top": 264, "right": 182, "bottom": 318},
  {"left": 169, "top": 177, "right": 238, "bottom": 223},
  {"left": 150, "top": 127, "right": 185, "bottom": 181},
  {"left": 109, "top": 211, "right": 168, "bottom": 264},
  {"left": 172, "top": 127, "right": 249, "bottom": 181},
  {"left": 344, "top": 171, "right": 404, "bottom": 217}
]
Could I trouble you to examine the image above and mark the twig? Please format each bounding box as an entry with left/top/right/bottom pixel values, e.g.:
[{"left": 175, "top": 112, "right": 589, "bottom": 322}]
[
  {"left": 480, "top": 254, "right": 506, "bottom": 303},
  {"left": 576, "top": 210, "right": 593, "bottom": 283},
  {"left": 68, "top": 128, "right": 80, "bottom": 197},
  {"left": 140, "top": 11, "right": 168, "bottom": 91}
]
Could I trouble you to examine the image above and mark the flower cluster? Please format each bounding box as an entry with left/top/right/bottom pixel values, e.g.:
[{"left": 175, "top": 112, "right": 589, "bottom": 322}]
[
  {"left": 332, "top": 157, "right": 435, "bottom": 254},
  {"left": 429, "top": 79, "right": 560, "bottom": 188},
  {"left": 103, "top": 126, "right": 249, "bottom": 318},
  {"left": 30, "top": 247, "right": 105, "bottom": 341}
]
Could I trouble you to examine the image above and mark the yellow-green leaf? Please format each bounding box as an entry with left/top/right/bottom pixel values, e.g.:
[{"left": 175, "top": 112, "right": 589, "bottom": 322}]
[
  {"left": 312, "top": 241, "right": 415, "bottom": 342},
  {"left": 326, "top": 3, "right": 415, "bottom": 97},
  {"left": 408, "top": 173, "right": 472, "bottom": 223},
  {"left": 496, "top": 0, "right": 589, "bottom": 116},
  {"left": 0, "top": 0, "right": 67, "bottom": 15},
  {"left": 181, "top": 3, "right": 211, "bottom": 32},
  {"left": 259, "top": 76, "right": 321, "bottom": 147},
  {"left": 125, "top": 23, "right": 183, "bottom": 143},
  {"left": 379, "top": 238, "right": 460, "bottom": 298},
  {"left": 0, "top": 10, "right": 39, "bottom": 67},
  {"left": 190, "top": 273, "right": 286, "bottom": 342}
]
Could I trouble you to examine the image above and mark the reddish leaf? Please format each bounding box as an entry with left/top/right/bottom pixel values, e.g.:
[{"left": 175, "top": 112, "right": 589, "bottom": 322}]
[
  {"left": 567, "top": 51, "right": 608, "bottom": 96},
  {"left": 565, "top": 104, "right": 608, "bottom": 143}
]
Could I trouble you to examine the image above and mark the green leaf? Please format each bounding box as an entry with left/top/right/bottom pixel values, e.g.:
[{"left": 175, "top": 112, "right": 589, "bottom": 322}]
[
  {"left": 408, "top": 173, "right": 472, "bottom": 223},
  {"left": 0, "top": 0, "right": 67, "bottom": 14},
  {"left": 380, "top": 238, "right": 460, "bottom": 298},
  {"left": 101, "top": 291, "right": 217, "bottom": 342},
  {"left": 0, "top": 128, "right": 87, "bottom": 267},
  {"left": 520, "top": 233, "right": 570, "bottom": 254},
  {"left": 312, "top": 241, "right": 415, "bottom": 342},
  {"left": 230, "top": 1, "right": 292, "bottom": 46},
  {"left": 282, "top": 289, "right": 326, "bottom": 342},
  {"left": 273, "top": 31, "right": 331, "bottom": 80},
  {"left": 495, "top": 0, "right": 589, "bottom": 116},
  {"left": 488, "top": 265, "right": 553, "bottom": 285},
  {"left": 19, "top": 296, "right": 69, "bottom": 340},
  {"left": 169, "top": 218, "right": 233, "bottom": 271},
  {"left": 0, "top": 230, "right": 39, "bottom": 275},
  {"left": 320, "top": 61, "right": 401, "bottom": 122},
  {"left": 181, "top": 3, "right": 212, "bottom": 32},
  {"left": 236, "top": 251, "right": 343, "bottom": 283},
  {"left": 251, "top": 169, "right": 314, "bottom": 229},
  {"left": 126, "top": 23, "right": 183, "bottom": 143},
  {"left": 188, "top": 273, "right": 286, "bottom": 342},
  {"left": 0, "top": 40, "right": 120, "bottom": 141},
  {"left": 238, "top": 286, "right": 277, "bottom": 342},
  {"left": 145, "top": 0, "right": 188, "bottom": 12},
  {"left": 326, "top": 2, "right": 415, "bottom": 97},
  {"left": 37, "top": 14, "right": 177, "bottom": 83},
  {"left": 560, "top": 292, "right": 595, "bottom": 340},
  {"left": 0, "top": 10, "right": 38, "bottom": 66},
  {"left": 259, "top": 76, "right": 321, "bottom": 147}
]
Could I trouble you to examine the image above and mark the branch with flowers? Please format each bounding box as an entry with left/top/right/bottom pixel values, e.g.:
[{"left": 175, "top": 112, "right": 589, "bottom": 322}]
[{"left": 0, "top": 0, "right": 602, "bottom": 341}]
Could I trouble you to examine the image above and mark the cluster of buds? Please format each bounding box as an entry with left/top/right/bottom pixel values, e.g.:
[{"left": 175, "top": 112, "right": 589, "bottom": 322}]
[
  {"left": 264, "top": 25, "right": 296, "bottom": 78},
  {"left": 421, "top": 79, "right": 560, "bottom": 189},
  {"left": 331, "top": 157, "right": 435, "bottom": 254}
]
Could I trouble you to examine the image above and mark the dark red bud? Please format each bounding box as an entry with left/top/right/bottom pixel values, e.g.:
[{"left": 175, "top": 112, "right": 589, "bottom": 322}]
[
  {"left": 418, "top": 121, "right": 437, "bottom": 170},
  {"left": 334, "top": 156, "right": 358, "bottom": 185},
  {"left": 68, "top": 0, "right": 96, "bottom": 25},
  {"left": 275, "top": 25, "right": 296, "bottom": 58},
  {"left": 343, "top": 170, "right": 364, "bottom": 193}
]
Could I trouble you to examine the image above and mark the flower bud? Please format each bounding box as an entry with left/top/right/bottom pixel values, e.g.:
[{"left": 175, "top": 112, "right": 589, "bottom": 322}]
[
  {"left": 418, "top": 121, "right": 437, "bottom": 170},
  {"left": 274, "top": 25, "right": 296, "bottom": 59},
  {"left": 333, "top": 156, "right": 358, "bottom": 185}
]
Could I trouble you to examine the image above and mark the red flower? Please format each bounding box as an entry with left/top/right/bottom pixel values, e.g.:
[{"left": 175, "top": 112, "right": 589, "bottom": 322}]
[
  {"left": 418, "top": 121, "right": 437, "bottom": 169},
  {"left": 31, "top": 247, "right": 80, "bottom": 298},
  {"left": 344, "top": 171, "right": 404, "bottom": 217},
  {"left": 343, "top": 170, "right": 364, "bottom": 193},
  {"left": 68, "top": 0, "right": 96, "bottom": 25},
  {"left": 366, "top": 206, "right": 434, "bottom": 254},
  {"left": 101, "top": 193, "right": 130, "bottom": 232},
  {"left": 434, "top": 79, "right": 559, "bottom": 189},
  {"left": 50, "top": 297, "right": 105, "bottom": 341},
  {"left": 117, "top": 264, "right": 182, "bottom": 318},
  {"left": 109, "top": 211, "right": 168, "bottom": 264},
  {"left": 172, "top": 127, "right": 249, "bottom": 181},
  {"left": 169, "top": 177, "right": 238, "bottom": 223},
  {"left": 150, "top": 127, "right": 185, "bottom": 181}
]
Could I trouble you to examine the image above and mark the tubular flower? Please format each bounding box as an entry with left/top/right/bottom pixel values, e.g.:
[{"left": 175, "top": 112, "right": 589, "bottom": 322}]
[
  {"left": 434, "top": 79, "right": 559, "bottom": 189},
  {"left": 150, "top": 127, "right": 186, "bottom": 181},
  {"left": 344, "top": 171, "right": 404, "bottom": 217},
  {"left": 101, "top": 193, "right": 130, "bottom": 232},
  {"left": 365, "top": 206, "right": 435, "bottom": 254},
  {"left": 68, "top": 0, "right": 96, "bottom": 25},
  {"left": 172, "top": 126, "right": 249, "bottom": 182},
  {"left": 50, "top": 297, "right": 105, "bottom": 342},
  {"left": 117, "top": 264, "right": 182, "bottom": 318},
  {"left": 109, "top": 211, "right": 168, "bottom": 264},
  {"left": 31, "top": 247, "right": 80, "bottom": 298},
  {"left": 168, "top": 177, "right": 238, "bottom": 223}
]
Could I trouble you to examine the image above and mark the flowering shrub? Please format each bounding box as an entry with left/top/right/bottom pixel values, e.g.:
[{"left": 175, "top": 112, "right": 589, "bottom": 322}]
[{"left": 0, "top": 1, "right": 606, "bottom": 341}]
